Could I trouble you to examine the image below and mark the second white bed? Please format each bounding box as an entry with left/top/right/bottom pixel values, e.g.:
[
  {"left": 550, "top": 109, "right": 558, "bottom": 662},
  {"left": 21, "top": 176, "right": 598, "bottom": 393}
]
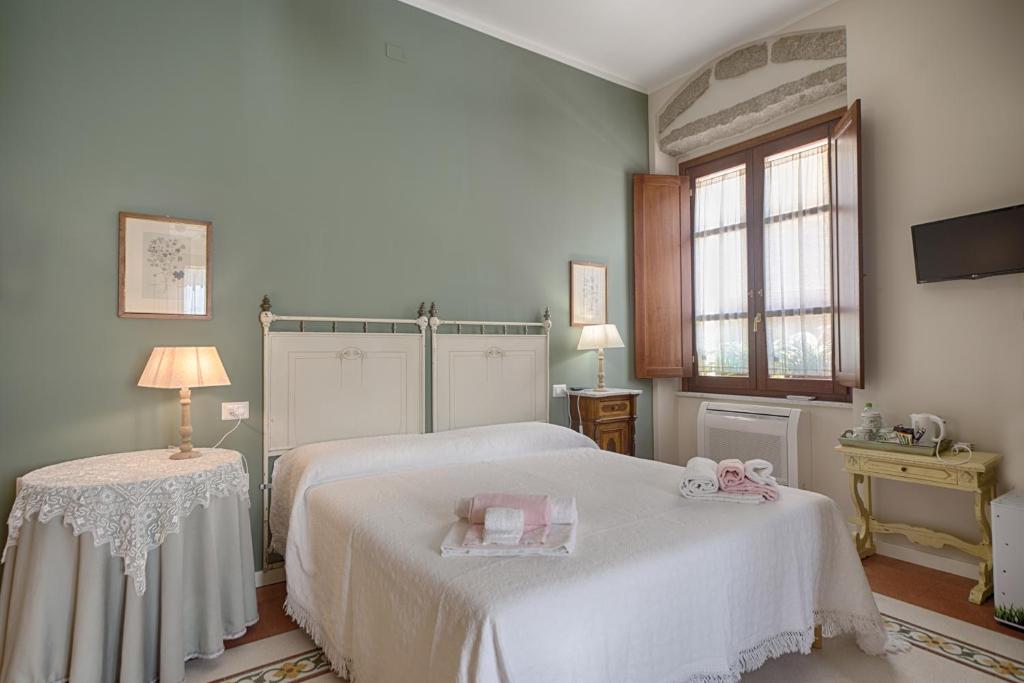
[{"left": 271, "top": 423, "right": 889, "bottom": 683}]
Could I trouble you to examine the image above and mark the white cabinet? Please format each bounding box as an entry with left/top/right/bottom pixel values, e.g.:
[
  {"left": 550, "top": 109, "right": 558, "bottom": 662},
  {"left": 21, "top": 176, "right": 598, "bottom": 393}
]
[{"left": 993, "top": 490, "right": 1024, "bottom": 630}]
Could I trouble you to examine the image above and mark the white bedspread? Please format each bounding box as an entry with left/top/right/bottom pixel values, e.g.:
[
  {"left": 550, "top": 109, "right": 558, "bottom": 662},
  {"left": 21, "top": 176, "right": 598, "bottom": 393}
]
[
  {"left": 274, "top": 425, "right": 889, "bottom": 683},
  {"left": 269, "top": 422, "right": 597, "bottom": 569}
]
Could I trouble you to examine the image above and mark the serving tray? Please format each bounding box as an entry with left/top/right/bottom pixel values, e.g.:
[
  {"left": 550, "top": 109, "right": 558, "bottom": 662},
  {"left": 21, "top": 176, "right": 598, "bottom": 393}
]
[{"left": 837, "top": 435, "right": 951, "bottom": 457}]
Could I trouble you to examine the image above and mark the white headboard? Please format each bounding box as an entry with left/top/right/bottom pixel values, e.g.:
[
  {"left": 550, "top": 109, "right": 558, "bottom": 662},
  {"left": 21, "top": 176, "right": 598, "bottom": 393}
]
[
  {"left": 429, "top": 304, "right": 551, "bottom": 432},
  {"left": 259, "top": 296, "right": 427, "bottom": 566}
]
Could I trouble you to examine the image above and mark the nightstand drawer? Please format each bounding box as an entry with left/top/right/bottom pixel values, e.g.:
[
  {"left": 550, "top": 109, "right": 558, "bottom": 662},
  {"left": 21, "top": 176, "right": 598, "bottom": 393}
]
[
  {"left": 594, "top": 398, "right": 632, "bottom": 419},
  {"left": 579, "top": 396, "right": 635, "bottom": 421},
  {"left": 861, "top": 458, "right": 957, "bottom": 485}
]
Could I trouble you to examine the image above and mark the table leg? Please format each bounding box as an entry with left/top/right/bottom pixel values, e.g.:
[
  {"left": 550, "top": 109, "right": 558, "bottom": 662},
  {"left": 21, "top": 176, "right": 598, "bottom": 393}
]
[
  {"left": 969, "top": 482, "right": 995, "bottom": 605},
  {"left": 812, "top": 625, "right": 823, "bottom": 650},
  {"left": 850, "top": 473, "right": 876, "bottom": 559}
]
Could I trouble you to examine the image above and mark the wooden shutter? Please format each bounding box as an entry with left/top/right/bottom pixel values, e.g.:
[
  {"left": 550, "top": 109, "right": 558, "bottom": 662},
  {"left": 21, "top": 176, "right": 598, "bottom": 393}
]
[
  {"left": 633, "top": 174, "right": 692, "bottom": 378},
  {"left": 831, "top": 99, "right": 864, "bottom": 388}
]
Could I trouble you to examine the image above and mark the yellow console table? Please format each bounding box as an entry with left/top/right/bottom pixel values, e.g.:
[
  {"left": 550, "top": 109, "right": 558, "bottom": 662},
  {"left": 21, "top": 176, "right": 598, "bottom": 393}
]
[{"left": 836, "top": 444, "right": 1001, "bottom": 604}]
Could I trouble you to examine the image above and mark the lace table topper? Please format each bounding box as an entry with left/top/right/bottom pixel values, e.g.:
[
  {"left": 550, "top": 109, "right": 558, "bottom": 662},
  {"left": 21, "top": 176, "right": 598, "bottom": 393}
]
[{"left": 2, "top": 448, "right": 250, "bottom": 595}]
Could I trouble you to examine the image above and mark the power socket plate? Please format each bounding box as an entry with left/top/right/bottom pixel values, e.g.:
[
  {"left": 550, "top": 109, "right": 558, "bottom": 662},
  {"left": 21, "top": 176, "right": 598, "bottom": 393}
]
[
  {"left": 551, "top": 384, "right": 567, "bottom": 398},
  {"left": 221, "top": 401, "right": 249, "bottom": 420}
]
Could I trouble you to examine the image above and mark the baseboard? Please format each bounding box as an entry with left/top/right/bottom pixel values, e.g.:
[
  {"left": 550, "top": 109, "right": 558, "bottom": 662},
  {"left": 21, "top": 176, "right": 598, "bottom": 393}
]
[
  {"left": 873, "top": 539, "right": 977, "bottom": 580},
  {"left": 842, "top": 522, "right": 978, "bottom": 579},
  {"left": 255, "top": 567, "right": 286, "bottom": 587}
]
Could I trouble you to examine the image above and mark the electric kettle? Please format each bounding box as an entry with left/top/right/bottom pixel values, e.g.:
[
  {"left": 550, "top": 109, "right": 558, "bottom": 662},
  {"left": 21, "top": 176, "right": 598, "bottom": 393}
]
[{"left": 910, "top": 413, "right": 946, "bottom": 446}]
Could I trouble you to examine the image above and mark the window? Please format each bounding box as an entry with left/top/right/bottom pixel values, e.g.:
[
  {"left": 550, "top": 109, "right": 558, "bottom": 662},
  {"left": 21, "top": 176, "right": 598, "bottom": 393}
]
[
  {"left": 632, "top": 102, "right": 862, "bottom": 399},
  {"left": 693, "top": 164, "right": 748, "bottom": 377},
  {"left": 762, "top": 139, "right": 832, "bottom": 380},
  {"left": 680, "top": 107, "right": 861, "bottom": 401}
]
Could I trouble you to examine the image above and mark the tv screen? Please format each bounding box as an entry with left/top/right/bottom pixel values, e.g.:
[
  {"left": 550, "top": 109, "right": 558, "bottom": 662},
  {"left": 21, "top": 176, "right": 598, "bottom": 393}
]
[{"left": 912, "top": 204, "right": 1024, "bottom": 283}]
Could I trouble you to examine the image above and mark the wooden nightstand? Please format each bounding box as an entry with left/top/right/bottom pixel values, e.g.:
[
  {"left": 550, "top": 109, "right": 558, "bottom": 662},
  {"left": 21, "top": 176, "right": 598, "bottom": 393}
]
[{"left": 567, "top": 388, "right": 641, "bottom": 456}]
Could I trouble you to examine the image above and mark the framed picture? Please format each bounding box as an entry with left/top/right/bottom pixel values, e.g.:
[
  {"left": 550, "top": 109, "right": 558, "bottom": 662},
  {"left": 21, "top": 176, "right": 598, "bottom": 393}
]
[
  {"left": 118, "top": 212, "right": 212, "bottom": 319},
  {"left": 569, "top": 260, "right": 607, "bottom": 327}
]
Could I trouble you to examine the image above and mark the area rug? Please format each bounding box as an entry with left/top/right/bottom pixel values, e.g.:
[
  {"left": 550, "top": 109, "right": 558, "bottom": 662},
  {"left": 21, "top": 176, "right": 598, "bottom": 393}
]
[{"left": 185, "top": 594, "right": 1024, "bottom": 683}]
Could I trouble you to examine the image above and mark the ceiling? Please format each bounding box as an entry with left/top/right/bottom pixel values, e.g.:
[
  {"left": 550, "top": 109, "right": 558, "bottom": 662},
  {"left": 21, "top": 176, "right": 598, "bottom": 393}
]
[{"left": 397, "top": 0, "right": 835, "bottom": 92}]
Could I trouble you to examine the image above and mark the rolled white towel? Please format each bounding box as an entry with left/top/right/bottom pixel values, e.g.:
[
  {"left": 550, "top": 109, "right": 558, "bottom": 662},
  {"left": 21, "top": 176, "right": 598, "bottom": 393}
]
[
  {"left": 744, "top": 458, "right": 777, "bottom": 486},
  {"left": 454, "top": 495, "right": 578, "bottom": 525},
  {"left": 483, "top": 507, "right": 524, "bottom": 545},
  {"left": 679, "top": 456, "right": 719, "bottom": 497}
]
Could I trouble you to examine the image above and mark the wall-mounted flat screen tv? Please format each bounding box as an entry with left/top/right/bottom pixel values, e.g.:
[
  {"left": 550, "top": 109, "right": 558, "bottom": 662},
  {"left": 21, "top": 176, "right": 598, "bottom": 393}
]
[{"left": 912, "top": 204, "right": 1024, "bottom": 283}]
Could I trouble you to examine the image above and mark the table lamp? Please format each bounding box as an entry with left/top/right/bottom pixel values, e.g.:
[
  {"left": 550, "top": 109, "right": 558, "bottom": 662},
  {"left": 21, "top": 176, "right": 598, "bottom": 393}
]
[
  {"left": 138, "top": 346, "right": 231, "bottom": 459},
  {"left": 577, "top": 324, "right": 624, "bottom": 392}
]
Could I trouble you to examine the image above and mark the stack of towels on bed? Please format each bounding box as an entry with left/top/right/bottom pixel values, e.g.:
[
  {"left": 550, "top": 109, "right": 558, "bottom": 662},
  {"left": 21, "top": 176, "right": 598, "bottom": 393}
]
[
  {"left": 440, "top": 493, "right": 578, "bottom": 557},
  {"left": 679, "top": 457, "right": 780, "bottom": 504}
]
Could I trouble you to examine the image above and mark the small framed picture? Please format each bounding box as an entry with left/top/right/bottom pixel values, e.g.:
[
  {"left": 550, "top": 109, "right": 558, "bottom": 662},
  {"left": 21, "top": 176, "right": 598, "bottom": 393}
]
[
  {"left": 569, "top": 261, "right": 607, "bottom": 327},
  {"left": 118, "top": 212, "right": 212, "bottom": 319}
]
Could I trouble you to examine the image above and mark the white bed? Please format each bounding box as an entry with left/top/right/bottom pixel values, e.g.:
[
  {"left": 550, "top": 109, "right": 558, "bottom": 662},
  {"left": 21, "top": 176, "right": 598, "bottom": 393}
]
[{"left": 261, "top": 301, "right": 891, "bottom": 682}]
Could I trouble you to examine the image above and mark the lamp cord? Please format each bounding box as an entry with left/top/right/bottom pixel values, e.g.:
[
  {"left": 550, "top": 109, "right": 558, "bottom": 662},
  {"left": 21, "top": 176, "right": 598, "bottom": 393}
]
[
  {"left": 212, "top": 418, "right": 242, "bottom": 449},
  {"left": 573, "top": 393, "right": 584, "bottom": 434}
]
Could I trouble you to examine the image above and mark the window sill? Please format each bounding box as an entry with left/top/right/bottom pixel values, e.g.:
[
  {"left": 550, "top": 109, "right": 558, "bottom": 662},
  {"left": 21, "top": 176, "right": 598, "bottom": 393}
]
[{"left": 675, "top": 390, "right": 853, "bottom": 410}]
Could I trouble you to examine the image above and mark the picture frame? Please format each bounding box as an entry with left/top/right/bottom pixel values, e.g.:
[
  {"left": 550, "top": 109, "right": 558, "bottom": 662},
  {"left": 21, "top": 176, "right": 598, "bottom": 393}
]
[
  {"left": 118, "top": 212, "right": 212, "bottom": 319},
  {"left": 569, "top": 260, "right": 607, "bottom": 327}
]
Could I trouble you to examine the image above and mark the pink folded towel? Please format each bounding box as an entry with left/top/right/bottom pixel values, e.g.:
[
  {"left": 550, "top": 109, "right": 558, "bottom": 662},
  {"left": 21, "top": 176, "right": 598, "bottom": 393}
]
[
  {"left": 467, "top": 493, "right": 551, "bottom": 526},
  {"left": 717, "top": 459, "right": 779, "bottom": 502}
]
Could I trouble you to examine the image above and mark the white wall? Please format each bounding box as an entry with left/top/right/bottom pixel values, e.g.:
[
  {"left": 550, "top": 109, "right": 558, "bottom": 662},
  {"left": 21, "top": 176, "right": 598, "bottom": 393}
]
[{"left": 650, "top": 0, "right": 1024, "bottom": 575}]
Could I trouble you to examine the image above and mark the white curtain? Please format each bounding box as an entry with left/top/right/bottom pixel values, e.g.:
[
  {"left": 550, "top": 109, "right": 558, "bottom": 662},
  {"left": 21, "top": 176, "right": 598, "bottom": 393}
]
[
  {"left": 763, "top": 140, "right": 832, "bottom": 379},
  {"left": 693, "top": 165, "right": 748, "bottom": 376}
]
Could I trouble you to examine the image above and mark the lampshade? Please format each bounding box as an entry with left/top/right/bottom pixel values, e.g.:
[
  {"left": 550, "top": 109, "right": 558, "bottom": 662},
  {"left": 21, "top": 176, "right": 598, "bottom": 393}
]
[
  {"left": 138, "top": 346, "right": 231, "bottom": 389},
  {"left": 577, "top": 324, "right": 624, "bottom": 351}
]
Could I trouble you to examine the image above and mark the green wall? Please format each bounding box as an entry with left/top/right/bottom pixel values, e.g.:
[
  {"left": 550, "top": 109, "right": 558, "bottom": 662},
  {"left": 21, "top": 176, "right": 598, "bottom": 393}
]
[{"left": 0, "top": 0, "right": 650, "bottom": 567}]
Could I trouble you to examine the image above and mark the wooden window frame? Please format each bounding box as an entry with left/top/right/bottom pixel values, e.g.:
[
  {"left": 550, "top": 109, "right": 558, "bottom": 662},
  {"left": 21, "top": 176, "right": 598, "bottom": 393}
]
[{"left": 680, "top": 108, "right": 852, "bottom": 403}]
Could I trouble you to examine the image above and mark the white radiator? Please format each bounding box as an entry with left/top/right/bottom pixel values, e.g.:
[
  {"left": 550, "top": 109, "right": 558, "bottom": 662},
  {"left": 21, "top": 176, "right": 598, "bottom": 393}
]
[{"left": 696, "top": 402, "right": 806, "bottom": 488}]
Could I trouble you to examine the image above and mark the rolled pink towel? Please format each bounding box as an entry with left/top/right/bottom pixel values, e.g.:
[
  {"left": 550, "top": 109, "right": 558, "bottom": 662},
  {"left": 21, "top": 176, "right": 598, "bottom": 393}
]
[
  {"left": 718, "top": 459, "right": 779, "bottom": 502},
  {"left": 466, "top": 493, "right": 550, "bottom": 526},
  {"left": 716, "top": 459, "right": 746, "bottom": 489}
]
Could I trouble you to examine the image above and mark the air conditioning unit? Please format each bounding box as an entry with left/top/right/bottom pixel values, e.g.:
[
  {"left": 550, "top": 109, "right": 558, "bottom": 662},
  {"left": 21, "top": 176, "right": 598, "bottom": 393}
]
[{"left": 696, "top": 402, "right": 809, "bottom": 488}]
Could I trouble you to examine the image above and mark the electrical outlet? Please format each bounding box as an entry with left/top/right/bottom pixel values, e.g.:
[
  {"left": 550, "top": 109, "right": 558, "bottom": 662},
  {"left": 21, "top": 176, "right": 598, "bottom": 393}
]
[
  {"left": 551, "top": 384, "right": 567, "bottom": 398},
  {"left": 221, "top": 401, "right": 249, "bottom": 420}
]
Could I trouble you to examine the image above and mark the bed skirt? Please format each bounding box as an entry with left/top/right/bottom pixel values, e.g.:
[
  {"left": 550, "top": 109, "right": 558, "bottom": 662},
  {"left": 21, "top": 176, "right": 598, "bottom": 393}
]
[{"left": 0, "top": 494, "right": 258, "bottom": 683}]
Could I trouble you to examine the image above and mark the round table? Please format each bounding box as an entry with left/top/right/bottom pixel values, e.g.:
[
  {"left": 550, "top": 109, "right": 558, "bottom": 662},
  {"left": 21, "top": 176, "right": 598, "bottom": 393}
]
[{"left": 0, "top": 448, "right": 258, "bottom": 683}]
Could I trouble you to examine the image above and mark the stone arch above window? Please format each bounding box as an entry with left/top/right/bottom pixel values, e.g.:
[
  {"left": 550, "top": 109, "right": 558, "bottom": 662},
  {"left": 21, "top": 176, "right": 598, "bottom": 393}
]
[{"left": 657, "top": 27, "right": 847, "bottom": 159}]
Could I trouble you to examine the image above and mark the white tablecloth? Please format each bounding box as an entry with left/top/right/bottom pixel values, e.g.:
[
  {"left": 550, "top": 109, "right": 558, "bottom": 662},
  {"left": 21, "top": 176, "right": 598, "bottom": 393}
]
[{"left": 0, "top": 449, "right": 258, "bottom": 682}]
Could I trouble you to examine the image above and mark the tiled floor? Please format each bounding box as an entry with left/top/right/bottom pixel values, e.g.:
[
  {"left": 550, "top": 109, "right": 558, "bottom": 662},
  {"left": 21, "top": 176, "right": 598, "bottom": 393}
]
[{"left": 229, "top": 555, "right": 1024, "bottom": 648}]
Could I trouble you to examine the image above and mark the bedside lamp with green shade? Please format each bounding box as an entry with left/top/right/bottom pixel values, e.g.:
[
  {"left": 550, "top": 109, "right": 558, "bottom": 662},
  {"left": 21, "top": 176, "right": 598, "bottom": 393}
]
[
  {"left": 577, "top": 324, "right": 624, "bottom": 392},
  {"left": 138, "top": 346, "right": 231, "bottom": 459}
]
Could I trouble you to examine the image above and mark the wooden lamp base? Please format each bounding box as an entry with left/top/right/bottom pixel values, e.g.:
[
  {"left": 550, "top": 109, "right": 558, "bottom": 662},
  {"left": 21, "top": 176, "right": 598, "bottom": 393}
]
[
  {"left": 169, "top": 387, "right": 201, "bottom": 460},
  {"left": 169, "top": 449, "right": 201, "bottom": 460},
  {"left": 593, "top": 348, "right": 610, "bottom": 391}
]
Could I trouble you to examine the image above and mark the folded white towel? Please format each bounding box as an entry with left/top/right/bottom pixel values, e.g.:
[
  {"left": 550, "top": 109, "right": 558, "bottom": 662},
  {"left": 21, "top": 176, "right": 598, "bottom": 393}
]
[
  {"left": 679, "top": 457, "right": 719, "bottom": 497},
  {"left": 682, "top": 492, "right": 764, "bottom": 504},
  {"left": 454, "top": 495, "right": 578, "bottom": 524},
  {"left": 547, "top": 496, "right": 578, "bottom": 525},
  {"left": 744, "top": 458, "right": 777, "bottom": 486},
  {"left": 483, "top": 507, "right": 524, "bottom": 545},
  {"left": 443, "top": 521, "right": 575, "bottom": 557},
  {"left": 464, "top": 524, "right": 549, "bottom": 548}
]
